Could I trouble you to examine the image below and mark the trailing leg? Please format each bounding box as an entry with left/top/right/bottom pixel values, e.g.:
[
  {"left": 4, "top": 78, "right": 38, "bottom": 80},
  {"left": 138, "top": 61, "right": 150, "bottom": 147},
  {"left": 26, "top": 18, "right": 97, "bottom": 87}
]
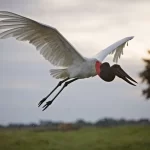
[
  {"left": 42, "top": 78, "right": 78, "bottom": 111},
  {"left": 38, "top": 77, "right": 69, "bottom": 107}
]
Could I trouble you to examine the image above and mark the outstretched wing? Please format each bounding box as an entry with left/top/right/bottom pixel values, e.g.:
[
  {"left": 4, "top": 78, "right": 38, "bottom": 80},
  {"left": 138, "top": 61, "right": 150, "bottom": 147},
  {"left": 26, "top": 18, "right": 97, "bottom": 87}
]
[
  {"left": 95, "top": 36, "right": 134, "bottom": 63},
  {"left": 0, "top": 11, "right": 85, "bottom": 67}
]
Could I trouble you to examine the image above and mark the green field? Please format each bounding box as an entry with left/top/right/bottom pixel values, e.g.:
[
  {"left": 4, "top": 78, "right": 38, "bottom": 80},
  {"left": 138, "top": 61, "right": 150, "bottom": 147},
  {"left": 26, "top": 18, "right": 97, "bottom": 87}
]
[{"left": 0, "top": 125, "right": 150, "bottom": 150}]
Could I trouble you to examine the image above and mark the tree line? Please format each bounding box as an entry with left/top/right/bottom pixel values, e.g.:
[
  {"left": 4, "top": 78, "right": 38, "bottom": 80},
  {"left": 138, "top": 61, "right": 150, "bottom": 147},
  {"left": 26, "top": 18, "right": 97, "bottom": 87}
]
[{"left": 0, "top": 118, "right": 149, "bottom": 130}]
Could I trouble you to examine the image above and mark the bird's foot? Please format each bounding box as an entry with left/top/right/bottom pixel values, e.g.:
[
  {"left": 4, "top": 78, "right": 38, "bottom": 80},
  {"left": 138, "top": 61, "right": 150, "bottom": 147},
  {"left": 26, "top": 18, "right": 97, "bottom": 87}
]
[
  {"left": 38, "top": 97, "right": 47, "bottom": 107},
  {"left": 42, "top": 101, "right": 53, "bottom": 111}
]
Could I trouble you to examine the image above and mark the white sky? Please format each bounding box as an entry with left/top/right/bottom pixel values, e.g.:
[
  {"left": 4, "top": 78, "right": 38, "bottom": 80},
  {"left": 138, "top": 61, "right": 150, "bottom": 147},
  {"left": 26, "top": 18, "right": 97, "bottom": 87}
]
[{"left": 0, "top": 0, "right": 150, "bottom": 125}]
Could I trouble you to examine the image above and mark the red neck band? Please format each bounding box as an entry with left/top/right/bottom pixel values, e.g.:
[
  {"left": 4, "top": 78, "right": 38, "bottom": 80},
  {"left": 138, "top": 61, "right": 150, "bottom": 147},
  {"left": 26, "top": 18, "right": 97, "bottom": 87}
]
[{"left": 95, "top": 61, "right": 101, "bottom": 76}]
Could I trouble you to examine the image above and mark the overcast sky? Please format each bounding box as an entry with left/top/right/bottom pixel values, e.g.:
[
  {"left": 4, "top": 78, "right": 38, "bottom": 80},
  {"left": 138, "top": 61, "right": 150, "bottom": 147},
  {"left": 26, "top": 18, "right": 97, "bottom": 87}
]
[{"left": 0, "top": 0, "right": 150, "bottom": 125}]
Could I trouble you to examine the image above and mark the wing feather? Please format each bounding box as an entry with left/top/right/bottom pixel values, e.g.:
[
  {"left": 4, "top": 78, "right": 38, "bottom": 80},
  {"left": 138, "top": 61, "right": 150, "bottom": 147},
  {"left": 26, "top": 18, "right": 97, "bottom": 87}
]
[
  {"left": 95, "top": 36, "right": 134, "bottom": 63},
  {"left": 0, "top": 11, "right": 85, "bottom": 67}
]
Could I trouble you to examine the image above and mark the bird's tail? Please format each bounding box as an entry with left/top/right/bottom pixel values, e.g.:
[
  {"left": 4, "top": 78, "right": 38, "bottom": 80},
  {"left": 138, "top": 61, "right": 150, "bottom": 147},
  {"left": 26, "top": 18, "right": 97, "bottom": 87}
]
[{"left": 50, "top": 68, "right": 69, "bottom": 79}]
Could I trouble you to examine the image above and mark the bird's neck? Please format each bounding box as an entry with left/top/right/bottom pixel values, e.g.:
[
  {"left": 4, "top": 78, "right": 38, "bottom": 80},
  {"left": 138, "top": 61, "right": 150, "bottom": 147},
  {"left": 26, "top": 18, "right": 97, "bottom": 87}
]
[{"left": 95, "top": 61, "right": 101, "bottom": 76}]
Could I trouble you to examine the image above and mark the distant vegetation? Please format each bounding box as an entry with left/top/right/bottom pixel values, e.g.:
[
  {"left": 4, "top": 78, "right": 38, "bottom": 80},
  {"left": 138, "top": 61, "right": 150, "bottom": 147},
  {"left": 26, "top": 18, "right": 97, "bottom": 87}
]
[
  {"left": 140, "top": 50, "right": 150, "bottom": 99},
  {"left": 0, "top": 118, "right": 150, "bottom": 131}
]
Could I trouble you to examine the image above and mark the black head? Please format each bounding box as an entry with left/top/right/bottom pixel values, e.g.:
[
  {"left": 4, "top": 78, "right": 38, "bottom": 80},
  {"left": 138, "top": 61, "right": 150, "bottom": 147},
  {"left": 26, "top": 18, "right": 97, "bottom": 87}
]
[
  {"left": 99, "top": 62, "right": 115, "bottom": 82},
  {"left": 98, "top": 62, "right": 137, "bottom": 86}
]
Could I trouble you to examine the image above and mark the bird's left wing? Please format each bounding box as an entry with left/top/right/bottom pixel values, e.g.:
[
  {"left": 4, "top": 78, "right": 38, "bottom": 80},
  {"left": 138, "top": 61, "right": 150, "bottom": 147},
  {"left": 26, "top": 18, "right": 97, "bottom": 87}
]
[
  {"left": 94, "top": 36, "right": 134, "bottom": 63},
  {"left": 0, "top": 11, "right": 85, "bottom": 67}
]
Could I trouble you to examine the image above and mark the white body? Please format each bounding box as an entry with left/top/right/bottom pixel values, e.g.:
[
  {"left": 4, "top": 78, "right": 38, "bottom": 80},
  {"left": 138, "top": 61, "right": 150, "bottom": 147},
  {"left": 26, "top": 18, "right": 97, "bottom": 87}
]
[
  {"left": 0, "top": 11, "right": 134, "bottom": 79},
  {"left": 67, "top": 58, "right": 97, "bottom": 79}
]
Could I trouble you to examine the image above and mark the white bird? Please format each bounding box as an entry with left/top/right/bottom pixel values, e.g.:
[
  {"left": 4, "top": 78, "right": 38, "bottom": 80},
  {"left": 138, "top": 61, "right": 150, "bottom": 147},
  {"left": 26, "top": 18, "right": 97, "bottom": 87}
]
[{"left": 0, "top": 11, "right": 137, "bottom": 111}]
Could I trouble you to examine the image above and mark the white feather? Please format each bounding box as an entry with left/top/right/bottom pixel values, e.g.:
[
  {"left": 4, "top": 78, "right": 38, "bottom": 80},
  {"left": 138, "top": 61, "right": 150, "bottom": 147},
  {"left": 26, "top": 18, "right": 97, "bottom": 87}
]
[
  {"left": 95, "top": 36, "right": 134, "bottom": 63},
  {"left": 0, "top": 11, "right": 85, "bottom": 67}
]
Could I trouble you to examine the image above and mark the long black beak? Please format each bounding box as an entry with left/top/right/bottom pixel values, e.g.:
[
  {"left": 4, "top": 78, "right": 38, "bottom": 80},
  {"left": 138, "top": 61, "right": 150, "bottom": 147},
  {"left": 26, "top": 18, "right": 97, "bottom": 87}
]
[{"left": 111, "top": 64, "right": 137, "bottom": 86}]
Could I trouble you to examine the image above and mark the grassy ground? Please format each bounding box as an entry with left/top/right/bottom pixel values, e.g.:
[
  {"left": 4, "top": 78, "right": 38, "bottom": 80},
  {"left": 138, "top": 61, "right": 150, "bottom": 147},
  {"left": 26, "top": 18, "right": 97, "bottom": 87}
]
[{"left": 0, "top": 125, "right": 150, "bottom": 150}]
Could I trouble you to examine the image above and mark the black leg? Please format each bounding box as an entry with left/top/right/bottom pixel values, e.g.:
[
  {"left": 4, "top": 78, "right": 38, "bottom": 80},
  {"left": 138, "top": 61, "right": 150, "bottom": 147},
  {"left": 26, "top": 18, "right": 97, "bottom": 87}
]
[
  {"left": 42, "top": 78, "right": 78, "bottom": 111},
  {"left": 38, "top": 77, "right": 69, "bottom": 107}
]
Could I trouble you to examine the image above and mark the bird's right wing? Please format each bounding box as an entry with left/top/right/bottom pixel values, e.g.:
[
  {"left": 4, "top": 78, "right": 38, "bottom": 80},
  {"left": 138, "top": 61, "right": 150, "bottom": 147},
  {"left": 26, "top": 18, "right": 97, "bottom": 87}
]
[
  {"left": 95, "top": 36, "right": 134, "bottom": 63},
  {"left": 0, "top": 11, "right": 85, "bottom": 67}
]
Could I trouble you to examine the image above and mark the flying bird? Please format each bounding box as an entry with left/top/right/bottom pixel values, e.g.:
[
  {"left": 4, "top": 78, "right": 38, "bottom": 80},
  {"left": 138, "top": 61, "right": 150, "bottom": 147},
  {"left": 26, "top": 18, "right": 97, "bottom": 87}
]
[{"left": 0, "top": 11, "right": 137, "bottom": 111}]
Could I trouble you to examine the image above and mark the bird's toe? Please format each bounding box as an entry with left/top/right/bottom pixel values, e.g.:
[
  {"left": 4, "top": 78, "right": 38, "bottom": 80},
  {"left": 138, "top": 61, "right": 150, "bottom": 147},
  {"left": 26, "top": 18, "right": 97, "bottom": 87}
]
[
  {"left": 42, "top": 101, "right": 53, "bottom": 111},
  {"left": 38, "top": 98, "right": 47, "bottom": 107}
]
